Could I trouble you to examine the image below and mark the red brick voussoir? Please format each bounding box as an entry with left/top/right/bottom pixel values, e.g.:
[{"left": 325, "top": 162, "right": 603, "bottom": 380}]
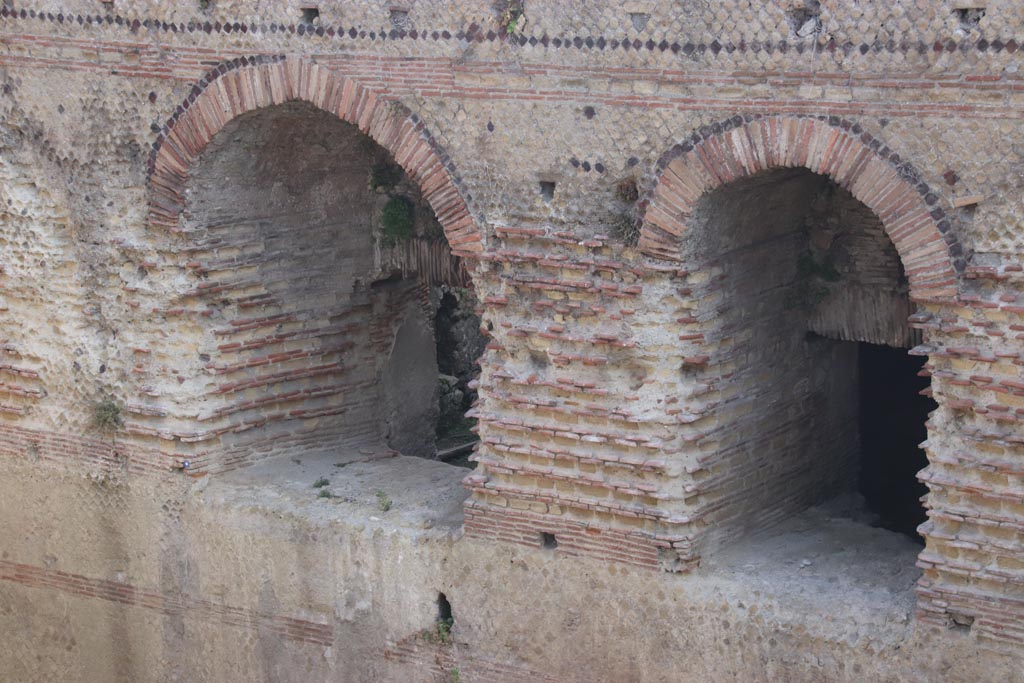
[
  {"left": 146, "top": 54, "right": 482, "bottom": 258},
  {"left": 638, "top": 114, "right": 962, "bottom": 304}
]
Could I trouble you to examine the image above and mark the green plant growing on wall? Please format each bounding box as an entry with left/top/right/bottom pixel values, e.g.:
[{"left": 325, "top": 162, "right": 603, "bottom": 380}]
[
  {"left": 785, "top": 251, "right": 841, "bottom": 311},
  {"left": 499, "top": 1, "right": 527, "bottom": 35},
  {"left": 376, "top": 489, "right": 393, "bottom": 512},
  {"left": 317, "top": 488, "right": 335, "bottom": 499},
  {"left": 94, "top": 397, "right": 123, "bottom": 431},
  {"left": 418, "top": 614, "right": 455, "bottom": 646},
  {"left": 436, "top": 617, "right": 454, "bottom": 644},
  {"left": 312, "top": 477, "right": 330, "bottom": 488},
  {"left": 450, "top": 667, "right": 461, "bottom": 682},
  {"left": 369, "top": 160, "right": 403, "bottom": 192},
  {"left": 380, "top": 196, "right": 414, "bottom": 245}
]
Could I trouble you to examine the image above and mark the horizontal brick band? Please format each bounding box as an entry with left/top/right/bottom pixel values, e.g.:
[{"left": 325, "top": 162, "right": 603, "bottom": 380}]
[
  {"left": 463, "top": 499, "right": 699, "bottom": 572},
  {"left": 0, "top": 559, "right": 334, "bottom": 646}
]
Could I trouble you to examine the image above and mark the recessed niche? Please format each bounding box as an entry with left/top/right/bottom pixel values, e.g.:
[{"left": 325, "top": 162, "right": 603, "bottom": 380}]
[
  {"left": 539, "top": 181, "right": 556, "bottom": 202},
  {"left": 786, "top": 1, "right": 822, "bottom": 38},
  {"left": 437, "top": 592, "right": 453, "bottom": 623},
  {"left": 390, "top": 8, "right": 410, "bottom": 28},
  {"left": 947, "top": 611, "right": 975, "bottom": 633},
  {"left": 954, "top": 7, "right": 985, "bottom": 30}
]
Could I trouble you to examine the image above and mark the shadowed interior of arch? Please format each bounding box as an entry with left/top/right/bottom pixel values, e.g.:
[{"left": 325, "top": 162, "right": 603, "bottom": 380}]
[
  {"left": 682, "top": 167, "right": 936, "bottom": 568},
  {"left": 178, "top": 100, "right": 483, "bottom": 473}
]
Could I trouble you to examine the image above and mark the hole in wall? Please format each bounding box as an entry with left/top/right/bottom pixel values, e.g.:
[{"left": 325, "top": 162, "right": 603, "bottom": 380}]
[
  {"left": 300, "top": 6, "right": 320, "bottom": 25},
  {"left": 954, "top": 7, "right": 986, "bottom": 30},
  {"left": 389, "top": 8, "right": 410, "bottom": 28},
  {"left": 437, "top": 593, "right": 453, "bottom": 624},
  {"left": 947, "top": 611, "right": 975, "bottom": 633},
  {"left": 615, "top": 178, "right": 639, "bottom": 203},
  {"left": 786, "top": 0, "right": 822, "bottom": 38},
  {"left": 540, "top": 532, "right": 558, "bottom": 549},
  {"left": 858, "top": 342, "right": 933, "bottom": 543},
  {"left": 612, "top": 178, "right": 641, "bottom": 244},
  {"left": 539, "top": 181, "right": 556, "bottom": 203},
  {"left": 497, "top": 1, "right": 527, "bottom": 35},
  {"left": 435, "top": 286, "right": 486, "bottom": 468}
]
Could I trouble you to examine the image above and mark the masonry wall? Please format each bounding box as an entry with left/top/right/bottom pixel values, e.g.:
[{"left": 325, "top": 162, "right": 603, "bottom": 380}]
[
  {"left": 2, "top": 456, "right": 1023, "bottom": 683},
  {"left": 805, "top": 178, "right": 917, "bottom": 347},
  {"left": 133, "top": 99, "right": 445, "bottom": 471},
  {"left": 684, "top": 171, "right": 857, "bottom": 549},
  {"left": 1, "top": 0, "right": 1024, "bottom": 678}
]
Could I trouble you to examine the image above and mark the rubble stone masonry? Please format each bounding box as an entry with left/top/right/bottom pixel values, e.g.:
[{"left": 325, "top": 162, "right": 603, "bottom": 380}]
[{"left": 1, "top": 1, "right": 1023, "bottom": 681}]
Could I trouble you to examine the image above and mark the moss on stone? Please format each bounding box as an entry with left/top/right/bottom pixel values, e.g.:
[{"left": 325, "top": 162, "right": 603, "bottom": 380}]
[{"left": 380, "top": 196, "right": 414, "bottom": 245}]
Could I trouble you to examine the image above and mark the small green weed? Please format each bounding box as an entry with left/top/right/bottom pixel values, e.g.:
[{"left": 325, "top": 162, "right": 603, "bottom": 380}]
[
  {"left": 312, "top": 477, "right": 330, "bottom": 488},
  {"left": 376, "top": 490, "right": 393, "bottom": 512},
  {"left": 420, "top": 617, "right": 455, "bottom": 646},
  {"left": 94, "top": 397, "right": 123, "bottom": 431},
  {"left": 380, "top": 196, "right": 414, "bottom": 245},
  {"left": 499, "top": 1, "right": 526, "bottom": 35},
  {"left": 450, "top": 667, "right": 461, "bottom": 683},
  {"left": 437, "top": 617, "right": 453, "bottom": 644},
  {"left": 317, "top": 489, "right": 335, "bottom": 499}
]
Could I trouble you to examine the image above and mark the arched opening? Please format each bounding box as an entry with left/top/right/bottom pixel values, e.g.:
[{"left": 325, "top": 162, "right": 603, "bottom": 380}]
[
  {"left": 181, "top": 100, "right": 482, "bottom": 468},
  {"left": 682, "top": 168, "right": 935, "bottom": 557}
]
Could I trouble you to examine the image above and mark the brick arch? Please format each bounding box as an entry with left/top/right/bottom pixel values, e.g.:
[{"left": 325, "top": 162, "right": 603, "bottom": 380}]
[
  {"left": 146, "top": 55, "right": 481, "bottom": 256},
  {"left": 637, "top": 114, "right": 961, "bottom": 302}
]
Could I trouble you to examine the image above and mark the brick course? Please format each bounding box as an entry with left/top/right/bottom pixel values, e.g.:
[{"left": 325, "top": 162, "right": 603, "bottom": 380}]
[{"left": 1, "top": 0, "right": 1023, "bottom": 663}]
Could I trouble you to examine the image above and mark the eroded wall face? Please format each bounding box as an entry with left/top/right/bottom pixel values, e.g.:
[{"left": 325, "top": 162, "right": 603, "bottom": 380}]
[{"left": 1, "top": 457, "right": 1021, "bottom": 683}]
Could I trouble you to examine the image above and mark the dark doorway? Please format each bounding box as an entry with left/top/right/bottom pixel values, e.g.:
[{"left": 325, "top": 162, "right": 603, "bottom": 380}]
[
  {"left": 858, "top": 343, "right": 934, "bottom": 542},
  {"left": 434, "top": 286, "right": 485, "bottom": 467}
]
